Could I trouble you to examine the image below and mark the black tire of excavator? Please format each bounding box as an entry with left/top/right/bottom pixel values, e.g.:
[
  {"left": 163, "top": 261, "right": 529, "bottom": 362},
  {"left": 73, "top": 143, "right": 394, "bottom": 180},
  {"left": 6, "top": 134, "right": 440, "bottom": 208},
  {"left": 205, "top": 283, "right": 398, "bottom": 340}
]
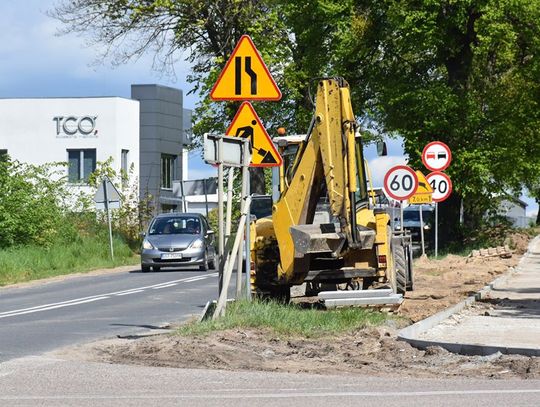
[
  {"left": 269, "top": 285, "right": 291, "bottom": 304},
  {"left": 405, "top": 243, "right": 414, "bottom": 291},
  {"left": 392, "top": 242, "right": 408, "bottom": 295}
]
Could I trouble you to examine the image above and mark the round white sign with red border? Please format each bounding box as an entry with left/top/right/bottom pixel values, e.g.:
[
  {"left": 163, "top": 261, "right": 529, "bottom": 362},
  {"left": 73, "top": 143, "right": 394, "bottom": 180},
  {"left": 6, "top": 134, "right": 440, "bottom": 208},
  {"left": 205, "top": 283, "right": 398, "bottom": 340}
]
[
  {"left": 426, "top": 171, "right": 452, "bottom": 202},
  {"left": 383, "top": 165, "right": 419, "bottom": 201},
  {"left": 422, "top": 141, "right": 452, "bottom": 172}
]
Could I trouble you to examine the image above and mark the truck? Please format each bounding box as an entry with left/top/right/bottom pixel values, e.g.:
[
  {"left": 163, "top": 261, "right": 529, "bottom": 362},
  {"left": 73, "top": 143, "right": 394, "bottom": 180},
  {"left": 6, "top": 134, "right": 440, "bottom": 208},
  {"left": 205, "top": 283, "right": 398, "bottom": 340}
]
[{"left": 249, "top": 78, "right": 413, "bottom": 301}]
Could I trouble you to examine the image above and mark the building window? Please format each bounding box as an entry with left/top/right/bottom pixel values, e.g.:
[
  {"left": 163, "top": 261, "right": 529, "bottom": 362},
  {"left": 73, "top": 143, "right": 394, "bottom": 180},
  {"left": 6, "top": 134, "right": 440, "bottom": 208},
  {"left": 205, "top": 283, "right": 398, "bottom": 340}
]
[
  {"left": 68, "top": 149, "right": 96, "bottom": 183},
  {"left": 161, "top": 154, "right": 177, "bottom": 190},
  {"left": 121, "top": 149, "right": 129, "bottom": 174}
]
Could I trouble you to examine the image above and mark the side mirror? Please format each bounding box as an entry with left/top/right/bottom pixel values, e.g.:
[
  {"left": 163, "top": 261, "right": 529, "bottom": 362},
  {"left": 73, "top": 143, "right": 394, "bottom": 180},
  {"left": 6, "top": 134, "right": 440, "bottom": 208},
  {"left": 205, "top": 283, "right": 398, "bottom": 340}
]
[
  {"left": 376, "top": 141, "right": 388, "bottom": 157},
  {"left": 423, "top": 224, "right": 431, "bottom": 231},
  {"left": 206, "top": 230, "right": 215, "bottom": 238},
  {"left": 139, "top": 231, "right": 146, "bottom": 237}
]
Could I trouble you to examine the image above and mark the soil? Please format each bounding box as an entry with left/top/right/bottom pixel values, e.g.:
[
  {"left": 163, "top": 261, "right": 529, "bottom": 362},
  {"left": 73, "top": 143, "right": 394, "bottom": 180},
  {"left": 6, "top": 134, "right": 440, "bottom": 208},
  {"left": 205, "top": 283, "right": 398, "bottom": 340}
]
[{"left": 54, "top": 232, "right": 540, "bottom": 379}]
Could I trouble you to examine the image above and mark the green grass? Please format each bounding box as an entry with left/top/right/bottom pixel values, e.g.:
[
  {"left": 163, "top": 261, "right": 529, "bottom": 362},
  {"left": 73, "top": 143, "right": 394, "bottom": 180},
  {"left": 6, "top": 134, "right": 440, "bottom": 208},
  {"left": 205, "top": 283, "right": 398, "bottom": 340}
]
[
  {"left": 0, "top": 235, "right": 138, "bottom": 286},
  {"left": 177, "top": 300, "right": 392, "bottom": 338}
]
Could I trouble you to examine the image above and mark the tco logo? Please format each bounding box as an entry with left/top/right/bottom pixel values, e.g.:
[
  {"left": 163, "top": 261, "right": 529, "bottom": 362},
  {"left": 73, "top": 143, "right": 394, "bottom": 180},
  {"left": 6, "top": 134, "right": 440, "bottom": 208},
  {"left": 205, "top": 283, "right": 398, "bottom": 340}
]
[{"left": 53, "top": 116, "right": 98, "bottom": 136}]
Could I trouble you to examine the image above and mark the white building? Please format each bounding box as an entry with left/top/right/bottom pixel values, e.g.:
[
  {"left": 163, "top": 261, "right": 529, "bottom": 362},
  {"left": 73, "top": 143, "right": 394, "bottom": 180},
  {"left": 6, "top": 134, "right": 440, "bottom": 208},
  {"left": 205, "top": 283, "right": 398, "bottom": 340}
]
[{"left": 0, "top": 84, "right": 191, "bottom": 214}]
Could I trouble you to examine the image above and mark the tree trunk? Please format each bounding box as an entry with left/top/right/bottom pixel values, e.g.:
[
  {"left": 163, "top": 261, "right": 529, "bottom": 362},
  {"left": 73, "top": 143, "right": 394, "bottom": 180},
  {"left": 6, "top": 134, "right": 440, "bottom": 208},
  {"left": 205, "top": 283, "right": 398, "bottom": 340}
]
[
  {"left": 437, "top": 191, "right": 462, "bottom": 246},
  {"left": 250, "top": 167, "right": 266, "bottom": 195},
  {"left": 536, "top": 198, "right": 540, "bottom": 226}
]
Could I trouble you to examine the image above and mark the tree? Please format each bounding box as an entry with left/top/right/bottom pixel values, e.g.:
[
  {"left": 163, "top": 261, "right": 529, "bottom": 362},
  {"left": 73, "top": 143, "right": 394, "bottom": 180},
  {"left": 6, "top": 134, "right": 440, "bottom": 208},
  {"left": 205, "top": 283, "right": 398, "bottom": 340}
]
[{"left": 336, "top": 0, "right": 540, "bottom": 241}]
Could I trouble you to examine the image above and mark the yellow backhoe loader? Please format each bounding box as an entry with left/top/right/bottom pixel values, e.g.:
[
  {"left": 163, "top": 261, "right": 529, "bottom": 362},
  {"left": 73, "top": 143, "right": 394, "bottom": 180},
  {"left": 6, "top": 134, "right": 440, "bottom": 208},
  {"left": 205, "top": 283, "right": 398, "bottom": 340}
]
[{"left": 250, "top": 78, "right": 413, "bottom": 300}]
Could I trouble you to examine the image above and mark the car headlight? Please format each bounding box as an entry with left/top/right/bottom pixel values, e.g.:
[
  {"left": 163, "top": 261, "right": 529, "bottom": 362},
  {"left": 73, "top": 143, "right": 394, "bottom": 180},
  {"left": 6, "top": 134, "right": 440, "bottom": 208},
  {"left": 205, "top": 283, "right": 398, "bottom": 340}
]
[
  {"left": 190, "top": 238, "right": 204, "bottom": 249},
  {"left": 142, "top": 239, "right": 155, "bottom": 250}
]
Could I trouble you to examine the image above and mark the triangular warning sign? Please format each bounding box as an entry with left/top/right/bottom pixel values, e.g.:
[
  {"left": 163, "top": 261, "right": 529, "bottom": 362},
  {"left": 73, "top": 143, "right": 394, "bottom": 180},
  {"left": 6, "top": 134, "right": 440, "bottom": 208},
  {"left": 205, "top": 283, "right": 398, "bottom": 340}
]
[
  {"left": 210, "top": 35, "right": 281, "bottom": 101},
  {"left": 226, "top": 102, "right": 282, "bottom": 167},
  {"left": 409, "top": 170, "right": 433, "bottom": 204}
]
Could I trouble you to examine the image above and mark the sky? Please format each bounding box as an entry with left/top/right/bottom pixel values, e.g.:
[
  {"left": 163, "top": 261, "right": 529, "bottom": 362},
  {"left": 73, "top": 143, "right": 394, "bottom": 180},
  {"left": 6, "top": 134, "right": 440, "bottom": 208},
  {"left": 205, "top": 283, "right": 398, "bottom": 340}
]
[{"left": 0, "top": 1, "right": 537, "bottom": 217}]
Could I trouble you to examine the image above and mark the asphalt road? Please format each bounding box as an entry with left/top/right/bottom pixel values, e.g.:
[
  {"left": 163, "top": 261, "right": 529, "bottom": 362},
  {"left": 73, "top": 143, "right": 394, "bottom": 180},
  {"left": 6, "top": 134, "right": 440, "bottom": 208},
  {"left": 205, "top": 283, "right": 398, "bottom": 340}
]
[
  {"left": 1, "top": 356, "right": 539, "bottom": 407},
  {"left": 0, "top": 266, "right": 222, "bottom": 362}
]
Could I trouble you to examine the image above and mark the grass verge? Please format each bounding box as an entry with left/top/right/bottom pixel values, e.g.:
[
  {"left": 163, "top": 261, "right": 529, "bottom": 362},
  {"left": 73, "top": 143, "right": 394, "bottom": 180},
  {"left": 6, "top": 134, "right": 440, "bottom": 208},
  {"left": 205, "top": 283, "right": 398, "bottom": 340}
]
[
  {"left": 0, "top": 235, "right": 138, "bottom": 286},
  {"left": 177, "top": 300, "right": 392, "bottom": 338}
]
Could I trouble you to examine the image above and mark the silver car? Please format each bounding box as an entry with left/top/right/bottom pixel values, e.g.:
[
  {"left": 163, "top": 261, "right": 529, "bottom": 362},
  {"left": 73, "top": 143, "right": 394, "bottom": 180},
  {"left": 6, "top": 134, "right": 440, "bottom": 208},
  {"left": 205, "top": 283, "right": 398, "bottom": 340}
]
[{"left": 140, "top": 213, "right": 216, "bottom": 272}]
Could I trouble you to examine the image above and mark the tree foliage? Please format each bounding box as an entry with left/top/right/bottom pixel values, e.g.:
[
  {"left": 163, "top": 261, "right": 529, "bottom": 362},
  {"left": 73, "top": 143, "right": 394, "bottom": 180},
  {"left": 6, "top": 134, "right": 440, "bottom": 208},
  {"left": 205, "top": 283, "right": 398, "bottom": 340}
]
[{"left": 337, "top": 0, "right": 540, "bottom": 236}]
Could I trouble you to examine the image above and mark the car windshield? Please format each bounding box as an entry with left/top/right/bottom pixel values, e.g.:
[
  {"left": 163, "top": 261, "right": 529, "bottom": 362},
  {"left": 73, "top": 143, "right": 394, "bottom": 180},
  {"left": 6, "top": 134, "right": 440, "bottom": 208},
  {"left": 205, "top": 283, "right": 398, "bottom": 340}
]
[
  {"left": 403, "top": 210, "right": 432, "bottom": 222},
  {"left": 149, "top": 216, "right": 201, "bottom": 235}
]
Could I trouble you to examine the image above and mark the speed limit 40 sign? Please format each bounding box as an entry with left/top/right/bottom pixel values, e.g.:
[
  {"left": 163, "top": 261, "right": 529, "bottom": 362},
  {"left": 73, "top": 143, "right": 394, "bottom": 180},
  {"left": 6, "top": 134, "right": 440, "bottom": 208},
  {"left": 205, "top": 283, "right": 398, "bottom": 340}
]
[
  {"left": 384, "top": 165, "right": 419, "bottom": 201},
  {"left": 426, "top": 171, "right": 452, "bottom": 202}
]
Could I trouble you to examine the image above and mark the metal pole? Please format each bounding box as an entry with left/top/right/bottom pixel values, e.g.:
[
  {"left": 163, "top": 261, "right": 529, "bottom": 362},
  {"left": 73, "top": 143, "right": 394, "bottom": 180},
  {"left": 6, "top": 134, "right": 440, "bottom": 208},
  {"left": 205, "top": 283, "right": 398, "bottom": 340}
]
[
  {"left": 179, "top": 179, "right": 186, "bottom": 213},
  {"left": 419, "top": 205, "right": 425, "bottom": 257},
  {"left": 236, "top": 140, "right": 250, "bottom": 299},
  {"left": 400, "top": 201, "right": 404, "bottom": 232},
  {"left": 225, "top": 168, "right": 235, "bottom": 239},
  {"left": 217, "top": 136, "right": 224, "bottom": 294},
  {"left": 103, "top": 179, "right": 114, "bottom": 261},
  {"left": 244, "top": 179, "right": 251, "bottom": 300},
  {"left": 435, "top": 202, "right": 439, "bottom": 257},
  {"left": 204, "top": 179, "right": 209, "bottom": 218}
]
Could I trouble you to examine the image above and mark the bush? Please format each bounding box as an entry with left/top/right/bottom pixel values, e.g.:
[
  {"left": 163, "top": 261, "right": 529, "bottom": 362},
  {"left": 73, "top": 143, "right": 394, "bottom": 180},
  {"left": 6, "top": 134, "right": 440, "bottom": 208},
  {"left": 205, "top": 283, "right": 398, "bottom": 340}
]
[{"left": 0, "top": 157, "right": 73, "bottom": 248}]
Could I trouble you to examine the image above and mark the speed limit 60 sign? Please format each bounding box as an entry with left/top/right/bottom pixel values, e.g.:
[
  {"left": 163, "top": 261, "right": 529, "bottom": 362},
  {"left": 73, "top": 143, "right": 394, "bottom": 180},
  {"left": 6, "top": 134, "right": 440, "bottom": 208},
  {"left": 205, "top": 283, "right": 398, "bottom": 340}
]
[
  {"left": 384, "top": 165, "right": 419, "bottom": 201},
  {"left": 426, "top": 171, "right": 452, "bottom": 202}
]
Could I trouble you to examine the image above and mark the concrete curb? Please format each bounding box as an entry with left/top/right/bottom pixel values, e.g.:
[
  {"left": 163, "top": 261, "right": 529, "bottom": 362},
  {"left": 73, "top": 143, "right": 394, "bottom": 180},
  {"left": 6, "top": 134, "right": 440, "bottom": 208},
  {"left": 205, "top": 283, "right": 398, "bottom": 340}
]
[{"left": 398, "top": 237, "right": 540, "bottom": 356}]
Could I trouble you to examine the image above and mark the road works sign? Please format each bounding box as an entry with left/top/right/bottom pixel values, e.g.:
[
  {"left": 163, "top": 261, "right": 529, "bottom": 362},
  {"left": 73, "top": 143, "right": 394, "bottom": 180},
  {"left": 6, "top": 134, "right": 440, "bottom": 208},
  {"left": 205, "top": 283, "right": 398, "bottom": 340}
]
[
  {"left": 383, "top": 165, "right": 419, "bottom": 201},
  {"left": 426, "top": 171, "right": 453, "bottom": 202},
  {"left": 408, "top": 170, "right": 433, "bottom": 204},
  {"left": 422, "top": 141, "right": 452, "bottom": 172},
  {"left": 225, "top": 102, "right": 282, "bottom": 167},
  {"left": 210, "top": 35, "right": 282, "bottom": 101}
]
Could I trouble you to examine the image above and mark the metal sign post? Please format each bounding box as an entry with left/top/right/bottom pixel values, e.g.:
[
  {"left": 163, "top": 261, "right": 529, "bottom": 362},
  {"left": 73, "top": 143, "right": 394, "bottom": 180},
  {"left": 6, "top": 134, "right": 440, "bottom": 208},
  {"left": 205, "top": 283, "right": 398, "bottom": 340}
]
[
  {"left": 419, "top": 206, "right": 425, "bottom": 257},
  {"left": 236, "top": 140, "right": 250, "bottom": 298},
  {"left": 94, "top": 177, "right": 121, "bottom": 261},
  {"left": 103, "top": 179, "right": 114, "bottom": 261},
  {"left": 217, "top": 136, "right": 225, "bottom": 294},
  {"left": 435, "top": 202, "right": 439, "bottom": 257}
]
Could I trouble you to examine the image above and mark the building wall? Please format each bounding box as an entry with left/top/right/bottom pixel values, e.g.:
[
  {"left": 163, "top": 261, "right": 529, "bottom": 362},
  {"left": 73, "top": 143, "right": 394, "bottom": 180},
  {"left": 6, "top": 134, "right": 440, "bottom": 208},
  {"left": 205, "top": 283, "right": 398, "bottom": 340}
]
[
  {"left": 0, "top": 97, "right": 139, "bottom": 196},
  {"left": 131, "top": 85, "right": 189, "bottom": 213}
]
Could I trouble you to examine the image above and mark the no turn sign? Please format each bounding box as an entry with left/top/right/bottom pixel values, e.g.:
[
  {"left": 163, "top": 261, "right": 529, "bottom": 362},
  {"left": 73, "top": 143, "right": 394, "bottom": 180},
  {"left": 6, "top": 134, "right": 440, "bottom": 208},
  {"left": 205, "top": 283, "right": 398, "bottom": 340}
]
[
  {"left": 426, "top": 171, "right": 453, "bottom": 202},
  {"left": 422, "top": 141, "right": 452, "bottom": 172},
  {"left": 384, "top": 165, "right": 419, "bottom": 201}
]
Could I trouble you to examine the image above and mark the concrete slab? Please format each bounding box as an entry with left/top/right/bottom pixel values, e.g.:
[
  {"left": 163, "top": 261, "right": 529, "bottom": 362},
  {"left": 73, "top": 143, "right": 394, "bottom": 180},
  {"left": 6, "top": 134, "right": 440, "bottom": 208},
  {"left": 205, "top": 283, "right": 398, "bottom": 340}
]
[{"left": 399, "top": 235, "right": 540, "bottom": 356}]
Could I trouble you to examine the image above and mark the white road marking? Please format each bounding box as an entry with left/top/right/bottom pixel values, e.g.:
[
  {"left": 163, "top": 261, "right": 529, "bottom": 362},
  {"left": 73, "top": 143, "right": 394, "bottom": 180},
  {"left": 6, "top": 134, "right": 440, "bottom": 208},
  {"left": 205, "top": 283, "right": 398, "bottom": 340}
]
[
  {"left": 1, "top": 388, "right": 540, "bottom": 400},
  {"left": 0, "top": 297, "right": 110, "bottom": 319},
  {"left": 0, "top": 272, "right": 218, "bottom": 319},
  {"left": 152, "top": 284, "right": 178, "bottom": 289},
  {"left": 115, "top": 290, "right": 144, "bottom": 296}
]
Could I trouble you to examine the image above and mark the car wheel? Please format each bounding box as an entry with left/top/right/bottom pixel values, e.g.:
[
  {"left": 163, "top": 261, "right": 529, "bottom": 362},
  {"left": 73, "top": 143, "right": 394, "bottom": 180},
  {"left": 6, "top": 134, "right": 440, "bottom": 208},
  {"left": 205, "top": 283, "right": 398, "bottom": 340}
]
[
  {"left": 199, "top": 255, "right": 209, "bottom": 271},
  {"left": 152, "top": 266, "right": 161, "bottom": 272},
  {"left": 208, "top": 257, "right": 215, "bottom": 270},
  {"left": 141, "top": 265, "right": 151, "bottom": 273}
]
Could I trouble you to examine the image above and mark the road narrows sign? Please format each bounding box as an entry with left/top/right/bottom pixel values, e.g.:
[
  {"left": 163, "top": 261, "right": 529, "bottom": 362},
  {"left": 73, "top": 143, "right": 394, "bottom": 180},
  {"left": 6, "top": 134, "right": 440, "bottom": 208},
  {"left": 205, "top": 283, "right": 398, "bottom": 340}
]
[
  {"left": 225, "top": 102, "right": 282, "bottom": 167},
  {"left": 210, "top": 35, "right": 282, "bottom": 101},
  {"left": 422, "top": 141, "right": 452, "bottom": 172},
  {"left": 383, "top": 165, "right": 419, "bottom": 201},
  {"left": 426, "top": 171, "right": 453, "bottom": 202}
]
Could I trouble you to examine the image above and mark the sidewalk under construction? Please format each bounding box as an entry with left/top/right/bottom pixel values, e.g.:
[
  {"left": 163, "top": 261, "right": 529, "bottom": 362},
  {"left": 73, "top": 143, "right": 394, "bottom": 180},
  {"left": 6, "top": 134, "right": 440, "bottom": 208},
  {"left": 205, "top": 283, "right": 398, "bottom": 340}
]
[{"left": 400, "top": 235, "right": 540, "bottom": 356}]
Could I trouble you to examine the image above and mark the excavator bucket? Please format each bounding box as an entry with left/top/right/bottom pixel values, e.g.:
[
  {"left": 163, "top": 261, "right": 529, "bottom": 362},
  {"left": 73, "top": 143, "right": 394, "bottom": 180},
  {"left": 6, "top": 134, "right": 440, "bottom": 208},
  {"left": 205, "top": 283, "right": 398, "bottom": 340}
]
[{"left": 290, "top": 223, "right": 376, "bottom": 258}]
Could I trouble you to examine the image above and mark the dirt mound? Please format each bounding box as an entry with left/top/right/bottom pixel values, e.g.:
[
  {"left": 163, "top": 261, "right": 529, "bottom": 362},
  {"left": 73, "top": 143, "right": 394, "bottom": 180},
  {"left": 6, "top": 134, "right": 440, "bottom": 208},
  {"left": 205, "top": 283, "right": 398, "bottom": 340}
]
[{"left": 64, "top": 323, "right": 539, "bottom": 380}]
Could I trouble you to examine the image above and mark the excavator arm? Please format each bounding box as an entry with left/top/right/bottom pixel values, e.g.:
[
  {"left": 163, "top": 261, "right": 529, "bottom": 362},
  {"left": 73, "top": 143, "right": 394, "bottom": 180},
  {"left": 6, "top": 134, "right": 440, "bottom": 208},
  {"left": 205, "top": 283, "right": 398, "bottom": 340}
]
[{"left": 272, "top": 78, "right": 375, "bottom": 284}]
